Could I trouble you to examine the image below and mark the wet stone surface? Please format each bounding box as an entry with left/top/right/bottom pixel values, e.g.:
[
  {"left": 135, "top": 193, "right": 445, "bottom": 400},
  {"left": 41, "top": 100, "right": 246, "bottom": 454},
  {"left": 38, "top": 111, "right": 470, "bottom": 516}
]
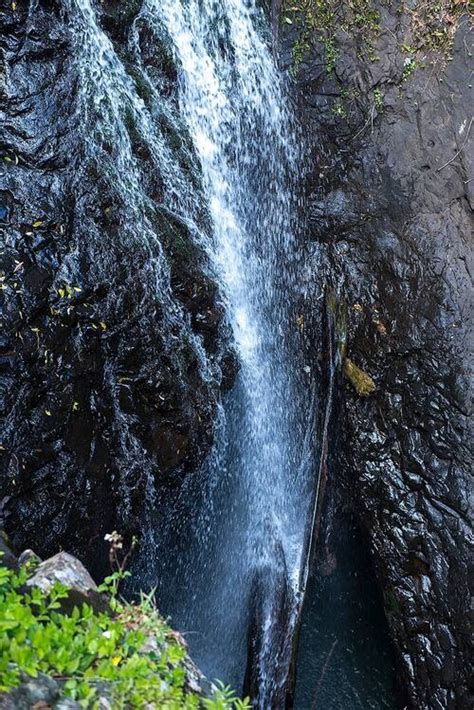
[
  {"left": 286, "top": 5, "right": 473, "bottom": 709},
  {"left": 0, "top": 0, "right": 234, "bottom": 579},
  {"left": 0, "top": 2, "right": 472, "bottom": 708}
]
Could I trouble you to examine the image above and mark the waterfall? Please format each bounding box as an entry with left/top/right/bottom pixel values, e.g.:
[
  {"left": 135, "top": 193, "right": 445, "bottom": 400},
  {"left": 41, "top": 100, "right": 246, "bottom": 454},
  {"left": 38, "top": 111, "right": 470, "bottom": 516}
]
[{"left": 69, "top": 0, "right": 315, "bottom": 705}]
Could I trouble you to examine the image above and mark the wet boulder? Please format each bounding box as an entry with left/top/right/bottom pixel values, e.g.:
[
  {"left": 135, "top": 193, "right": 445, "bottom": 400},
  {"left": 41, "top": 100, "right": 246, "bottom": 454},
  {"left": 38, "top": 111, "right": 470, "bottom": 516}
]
[{"left": 0, "top": 673, "right": 62, "bottom": 710}]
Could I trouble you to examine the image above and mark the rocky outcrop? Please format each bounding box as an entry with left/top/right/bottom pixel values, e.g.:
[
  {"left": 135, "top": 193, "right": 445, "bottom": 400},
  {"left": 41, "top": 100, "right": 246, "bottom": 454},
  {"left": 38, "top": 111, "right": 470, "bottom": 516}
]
[
  {"left": 0, "top": 1, "right": 234, "bottom": 578},
  {"left": 284, "top": 3, "right": 472, "bottom": 707}
]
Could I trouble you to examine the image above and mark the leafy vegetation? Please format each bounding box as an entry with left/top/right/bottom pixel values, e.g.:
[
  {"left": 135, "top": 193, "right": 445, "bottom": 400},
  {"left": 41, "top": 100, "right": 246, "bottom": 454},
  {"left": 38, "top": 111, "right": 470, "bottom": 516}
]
[
  {"left": 408, "top": 0, "right": 471, "bottom": 53},
  {"left": 282, "top": 0, "right": 381, "bottom": 75},
  {"left": 282, "top": 0, "right": 470, "bottom": 78},
  {"left": 0, "top": 561, "right": 250, "bottom": 709}
]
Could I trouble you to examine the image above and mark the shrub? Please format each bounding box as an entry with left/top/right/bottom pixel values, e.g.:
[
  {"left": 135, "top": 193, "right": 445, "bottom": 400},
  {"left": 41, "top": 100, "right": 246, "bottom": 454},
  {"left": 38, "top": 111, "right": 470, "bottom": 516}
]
[{"left": 0, "top": 562, "right": 250, "bottom": 709}]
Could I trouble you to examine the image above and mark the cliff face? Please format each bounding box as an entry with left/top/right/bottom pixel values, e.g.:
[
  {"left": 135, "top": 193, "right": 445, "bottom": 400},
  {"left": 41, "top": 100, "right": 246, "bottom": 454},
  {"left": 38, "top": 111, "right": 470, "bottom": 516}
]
[
  {"left": 1, "top": 1, "right": 472, "bottom": 707},
  {"left": 0, "top": 0, "right": 234, "bottom": 578},
  {"left": 284, "top": 2, "right": 472, "bottom": 707}
]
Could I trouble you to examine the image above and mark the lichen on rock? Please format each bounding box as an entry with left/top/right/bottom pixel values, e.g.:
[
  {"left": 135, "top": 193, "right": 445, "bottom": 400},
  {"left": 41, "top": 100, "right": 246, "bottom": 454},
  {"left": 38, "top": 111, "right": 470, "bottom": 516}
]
[{"left": 343, "top": 358, "right": 376, "bottom": 396}]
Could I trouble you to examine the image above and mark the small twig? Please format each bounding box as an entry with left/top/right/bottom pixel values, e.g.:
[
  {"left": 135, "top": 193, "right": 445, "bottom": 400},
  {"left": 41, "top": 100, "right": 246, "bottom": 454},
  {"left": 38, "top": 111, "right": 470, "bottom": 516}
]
[
  {"left": 311, "top": 639, "right": 338, "bottom": 710},
  {"left": 437, "top": 117, "right": 473, "bottom": 172},
  {"left": 350, "top": 114, "right": 372, "bottom": 142}
]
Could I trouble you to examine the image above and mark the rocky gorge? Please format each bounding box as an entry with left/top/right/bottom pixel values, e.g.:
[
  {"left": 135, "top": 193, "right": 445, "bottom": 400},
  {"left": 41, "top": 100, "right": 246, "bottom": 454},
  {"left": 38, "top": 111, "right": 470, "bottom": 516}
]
[{"left": 1, "top": 1, "right": 473, "bottom": 709}]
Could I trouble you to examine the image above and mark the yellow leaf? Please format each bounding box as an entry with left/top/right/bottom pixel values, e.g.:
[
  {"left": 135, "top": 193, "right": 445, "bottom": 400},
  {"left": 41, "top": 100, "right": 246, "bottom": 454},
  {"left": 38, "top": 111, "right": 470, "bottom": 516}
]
[
  {"left": 45, "top": 410, "right": 52, "bottom": 416},
  {"left": 58, "top": 288, "right": 65, "bottom": 298},
  {"left": 33, "top": 220, "right": 43, "bottom": 228},
  {"left": 72, "top": 402, "right": 79, "bottom": 412},
  {"left": 11, "top": 2, "right": 17, "bottom": 10},
  {"left": 112, "top": 656, "right": 121, "bottom": 667},
  {"left": 99, "top": 321, "right": 107, "bottom": 330}
]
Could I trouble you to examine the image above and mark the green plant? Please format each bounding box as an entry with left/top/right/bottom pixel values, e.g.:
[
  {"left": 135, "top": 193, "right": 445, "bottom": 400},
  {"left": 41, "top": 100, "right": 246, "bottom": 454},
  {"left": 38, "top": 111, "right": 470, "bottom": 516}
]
[
  {"left": 283, "top": 0, "right": 382, "bottom": 75},
  {"left": 282, "top": 0, "right": 337, "bottom": 75},
  {"left": 0, "top": 560, "right": 250, "bottom": 709},
  {"left": 401, "top": 56, "right": 416, "bottom": 81},
  {"left": 373, "top": 87, "right": 384, "bottom": 111},
  {"left": 331, "top": 99, "right": 347, "bottom": 118}
]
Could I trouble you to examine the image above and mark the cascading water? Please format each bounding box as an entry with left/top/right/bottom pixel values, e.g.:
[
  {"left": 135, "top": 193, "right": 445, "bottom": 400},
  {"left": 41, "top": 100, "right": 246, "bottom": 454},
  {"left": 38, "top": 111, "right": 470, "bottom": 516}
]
[{"left": 69, "top": 0, "right": 315, "bottom": 705}]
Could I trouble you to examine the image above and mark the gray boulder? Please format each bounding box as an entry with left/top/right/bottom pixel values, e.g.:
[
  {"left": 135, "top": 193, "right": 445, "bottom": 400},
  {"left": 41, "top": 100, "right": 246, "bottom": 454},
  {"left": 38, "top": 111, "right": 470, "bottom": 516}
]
[{"left": 26, "top": 552, "right": 109, "bottom": 613}]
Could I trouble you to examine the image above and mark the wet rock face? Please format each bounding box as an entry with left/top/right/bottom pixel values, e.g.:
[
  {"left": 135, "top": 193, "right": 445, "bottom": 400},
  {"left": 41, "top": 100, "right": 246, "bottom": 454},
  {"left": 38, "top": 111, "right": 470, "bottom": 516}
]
[
  {"left": 289, "top": 6, "right": 472, "bottom": 708},
  {"left": 0, "top": 1, "right": 233, "bottom": 578}
]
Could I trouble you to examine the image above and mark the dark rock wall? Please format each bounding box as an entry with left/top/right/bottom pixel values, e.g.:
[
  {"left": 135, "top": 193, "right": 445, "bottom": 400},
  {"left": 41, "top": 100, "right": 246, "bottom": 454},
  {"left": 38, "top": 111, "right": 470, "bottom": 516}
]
[
  {"left": 1, "top": 1, "right": 472, "bottom": 707},
  {"left": 287, "top": 4, "right": 472, "bottom": 708},
  {"left": 0, "top": 0, "right": 233, "bottom": 578}
]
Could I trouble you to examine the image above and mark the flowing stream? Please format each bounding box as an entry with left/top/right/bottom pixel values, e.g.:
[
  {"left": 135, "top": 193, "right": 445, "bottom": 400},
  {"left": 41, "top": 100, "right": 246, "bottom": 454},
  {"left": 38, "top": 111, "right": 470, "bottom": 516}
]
[{"left": 71, "top": 0, "right": 316, "bottom": 705}]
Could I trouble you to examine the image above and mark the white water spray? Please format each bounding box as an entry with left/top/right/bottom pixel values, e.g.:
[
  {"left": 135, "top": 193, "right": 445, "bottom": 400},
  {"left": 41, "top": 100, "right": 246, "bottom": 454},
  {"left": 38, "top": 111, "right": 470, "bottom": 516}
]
[{"left": 70, "top": 0, "right": 314, "bottom": 703}]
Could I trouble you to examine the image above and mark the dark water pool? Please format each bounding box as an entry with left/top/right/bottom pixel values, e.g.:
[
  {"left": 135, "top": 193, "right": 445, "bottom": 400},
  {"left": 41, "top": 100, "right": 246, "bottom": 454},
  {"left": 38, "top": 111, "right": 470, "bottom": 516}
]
[{"left": 294, "top": 513, "right": 397, "bottom": 710}]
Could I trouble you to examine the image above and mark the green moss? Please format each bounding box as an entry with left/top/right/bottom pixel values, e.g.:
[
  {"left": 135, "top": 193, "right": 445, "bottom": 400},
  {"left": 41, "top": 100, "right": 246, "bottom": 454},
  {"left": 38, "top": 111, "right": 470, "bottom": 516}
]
[
  {"left": 0, "top": 562, "right": 250, "bottom": 709},
  {"left": 401, "top": 56, "right": 417, "bottom": 82},
  {"left": 343, "top": 358, "right": 376, "bottom": 396}
]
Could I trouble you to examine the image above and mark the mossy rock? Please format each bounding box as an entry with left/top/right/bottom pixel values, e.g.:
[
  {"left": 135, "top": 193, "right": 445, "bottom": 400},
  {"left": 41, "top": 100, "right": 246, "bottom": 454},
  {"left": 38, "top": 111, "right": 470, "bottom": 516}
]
[{"left": 343, "top": 357, "right": 376, "bottom": 396}]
